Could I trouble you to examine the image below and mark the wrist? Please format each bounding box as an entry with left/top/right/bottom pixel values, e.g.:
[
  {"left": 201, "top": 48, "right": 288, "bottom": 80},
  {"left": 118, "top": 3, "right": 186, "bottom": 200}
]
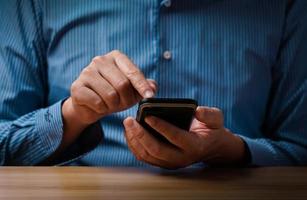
[
  {"left": 62, "top": 98, "right": 89, "bottom": 128},
  {"left": 222, "top": 129, "right": 247, "bottom": 165},
  {"left": 237, "top": 135, "right": 252, "bottom": 166},
  {"left": 61, "top": 98, "right": 89, "bottom": 147},
  {"left": 232, "top": 134, "right": 247, "bottom": 164}
]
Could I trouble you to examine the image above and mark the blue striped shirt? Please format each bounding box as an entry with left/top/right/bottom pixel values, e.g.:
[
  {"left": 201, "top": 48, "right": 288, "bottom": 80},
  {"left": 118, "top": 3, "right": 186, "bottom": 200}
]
[{"left": 0, "top": 0, "right": 306, "bottom": 166}]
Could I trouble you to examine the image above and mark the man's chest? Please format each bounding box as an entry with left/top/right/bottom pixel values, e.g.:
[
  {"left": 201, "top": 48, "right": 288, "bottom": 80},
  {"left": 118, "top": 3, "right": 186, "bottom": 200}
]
[{"left": 44, "top": 0, "right": 287, "bottom": 135}]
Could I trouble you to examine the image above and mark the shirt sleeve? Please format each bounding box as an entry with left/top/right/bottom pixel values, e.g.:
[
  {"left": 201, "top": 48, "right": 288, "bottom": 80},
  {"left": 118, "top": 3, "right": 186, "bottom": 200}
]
[
  {"left": 239, "top": 0, "right": 307, "bottom": 166},
  {"left": 0, "top": 0, "right": 102, "bottom": 165}
]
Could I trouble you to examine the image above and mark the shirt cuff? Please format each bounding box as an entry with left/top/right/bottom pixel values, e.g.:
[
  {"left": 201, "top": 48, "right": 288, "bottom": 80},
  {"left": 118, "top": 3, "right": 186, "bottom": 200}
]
[
  {"left": 35, "top": 100, "right": 64, "bottom": 162},
  {"left": 238, "top": 135, "right": 277, "bottom": 166},
  {"left": 35, "top": 100, "right": 103, "bottom": 166}
]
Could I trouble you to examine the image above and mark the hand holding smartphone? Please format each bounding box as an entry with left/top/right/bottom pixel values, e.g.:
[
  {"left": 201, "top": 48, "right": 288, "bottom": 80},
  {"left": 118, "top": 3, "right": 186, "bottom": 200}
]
[{"left": 136, "top": 98, "right": 198, "bottom": 142}]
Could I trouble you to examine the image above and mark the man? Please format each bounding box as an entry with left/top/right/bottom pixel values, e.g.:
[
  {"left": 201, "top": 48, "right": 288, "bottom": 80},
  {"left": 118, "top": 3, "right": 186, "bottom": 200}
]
[{"left": 0, "top": 0, "right": 306, "bottom": 167}]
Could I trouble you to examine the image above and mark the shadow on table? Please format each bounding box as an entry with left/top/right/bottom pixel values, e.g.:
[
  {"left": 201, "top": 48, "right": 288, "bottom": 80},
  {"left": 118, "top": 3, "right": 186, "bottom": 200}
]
[{"left": 154, "top": 167, "right": 255, "bottom": 181}]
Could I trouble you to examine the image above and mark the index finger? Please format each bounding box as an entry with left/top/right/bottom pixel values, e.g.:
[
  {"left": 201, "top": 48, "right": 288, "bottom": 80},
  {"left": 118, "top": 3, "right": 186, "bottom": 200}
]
[{"left": 110, "top": 50, "right": 154, "bottom": 98}]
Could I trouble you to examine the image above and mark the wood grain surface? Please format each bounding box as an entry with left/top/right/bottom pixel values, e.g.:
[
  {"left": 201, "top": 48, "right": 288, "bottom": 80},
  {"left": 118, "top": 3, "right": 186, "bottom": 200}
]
[{"left": 0, "top": 167, "right": 306, "bottom": 200}]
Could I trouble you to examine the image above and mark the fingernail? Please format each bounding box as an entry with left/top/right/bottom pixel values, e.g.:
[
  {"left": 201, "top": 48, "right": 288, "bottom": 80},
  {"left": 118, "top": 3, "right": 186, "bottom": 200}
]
[
  {"left": 124, "top": 117, "right": 135, "bottom": 127},
  {"left": 144, "top": 90, "right": 154, "bottom": 98}
]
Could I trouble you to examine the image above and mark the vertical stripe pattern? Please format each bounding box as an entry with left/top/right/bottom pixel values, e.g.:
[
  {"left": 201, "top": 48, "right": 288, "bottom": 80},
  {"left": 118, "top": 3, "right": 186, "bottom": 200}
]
[{"left": 0, "top": 0, "right": 307, "bottom": 166}]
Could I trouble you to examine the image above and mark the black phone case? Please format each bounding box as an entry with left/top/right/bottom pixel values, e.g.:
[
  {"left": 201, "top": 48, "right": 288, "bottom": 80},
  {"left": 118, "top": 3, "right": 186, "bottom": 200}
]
[{"left": 136, "top": 98, "right": 198, "bottom": 143}]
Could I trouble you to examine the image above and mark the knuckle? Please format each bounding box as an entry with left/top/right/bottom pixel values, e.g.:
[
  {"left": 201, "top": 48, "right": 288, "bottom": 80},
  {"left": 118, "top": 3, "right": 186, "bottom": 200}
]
[
  {"left": 93, "top": 98, "right": 102, "bottom": 107},
  {"left": 211, "top": 107, "right": 221, "bottom": 113},
  {"left": 91, "top": 56, "right": 102, "bottom": 65},
  {"left": 212, "top": 107, "right": 224, "bottom": 118},
  {"left": 96, "top": 107, "right": 106, "bottom": 115},
  {"left": 212, "top": 107, "right": 224, "bottom": 126},
  {"left": 93, "top": 99, "right": 105, "bottom": 114},
  {"left": 111, "top": 49, "right": 121, "bottom": 56},
  {"left": 125, "top": 132, "right": 133, "bottom": 141},
  {"left": 135, "top": 129, "right": 144, "bottom": 139},
  {"left": 135, "top": 78, "right": 147, "bottom": 90},
  {"left": 81, "top": 67, "right": 93, "bottom": 76},
  {"left": 115, "top": 79, "right": 130, "bottom": 91},
  {"left": 71, "top": 90, "right": 82, "bottom": 105},
  {"left": 70, "top": 81, "right": 79, "bottom": 95},
  {"left": 126, "top": 69, "right": 141, "bottom": 78},
  {"left": 105, "top": 90, "right": 119, "bottom": 103},
  {"left": 130, "top": 137, "right": 138, "bottom": 146}
]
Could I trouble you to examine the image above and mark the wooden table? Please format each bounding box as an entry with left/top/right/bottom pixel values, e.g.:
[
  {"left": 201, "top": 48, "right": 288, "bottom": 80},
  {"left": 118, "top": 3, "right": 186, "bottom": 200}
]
[{"left": 0, "top": 167, "right": 306, "bottom": 200}]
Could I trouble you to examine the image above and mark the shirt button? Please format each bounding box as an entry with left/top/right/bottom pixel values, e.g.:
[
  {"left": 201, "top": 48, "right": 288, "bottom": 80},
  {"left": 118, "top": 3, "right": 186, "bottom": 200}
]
[
  {"left": 163, "top": 50, "right": 172, "bottom": 60},
  {"left": 163, "top": 0, "right": 171, "bottom": 7}
]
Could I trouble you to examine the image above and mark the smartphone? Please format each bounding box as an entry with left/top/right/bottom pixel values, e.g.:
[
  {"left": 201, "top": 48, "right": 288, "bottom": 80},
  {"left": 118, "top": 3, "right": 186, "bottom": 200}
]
[{"left": 136, "top": 98, "right": 198, "bottom": 143}]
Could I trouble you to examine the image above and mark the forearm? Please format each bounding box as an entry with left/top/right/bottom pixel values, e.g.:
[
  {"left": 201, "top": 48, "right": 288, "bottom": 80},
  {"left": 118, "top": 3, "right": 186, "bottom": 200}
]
[
  {"left": 0, "top": 100, "right": 103, "bottom": 166},
  {"left": 0, "top": 102, "right": 63, "bottom": 165}
]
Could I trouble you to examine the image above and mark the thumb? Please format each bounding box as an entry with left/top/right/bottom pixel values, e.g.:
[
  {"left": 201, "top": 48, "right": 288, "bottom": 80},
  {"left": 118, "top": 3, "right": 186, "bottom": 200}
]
[
  {"left": 123, "top": 117, "right": 137, "bottom": 131},
  {"left": 195, "top": 106, "right": 224, "bottom": 129},
  {"left": 123, "top": 117, "right": 139, "bottom": 139}
]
